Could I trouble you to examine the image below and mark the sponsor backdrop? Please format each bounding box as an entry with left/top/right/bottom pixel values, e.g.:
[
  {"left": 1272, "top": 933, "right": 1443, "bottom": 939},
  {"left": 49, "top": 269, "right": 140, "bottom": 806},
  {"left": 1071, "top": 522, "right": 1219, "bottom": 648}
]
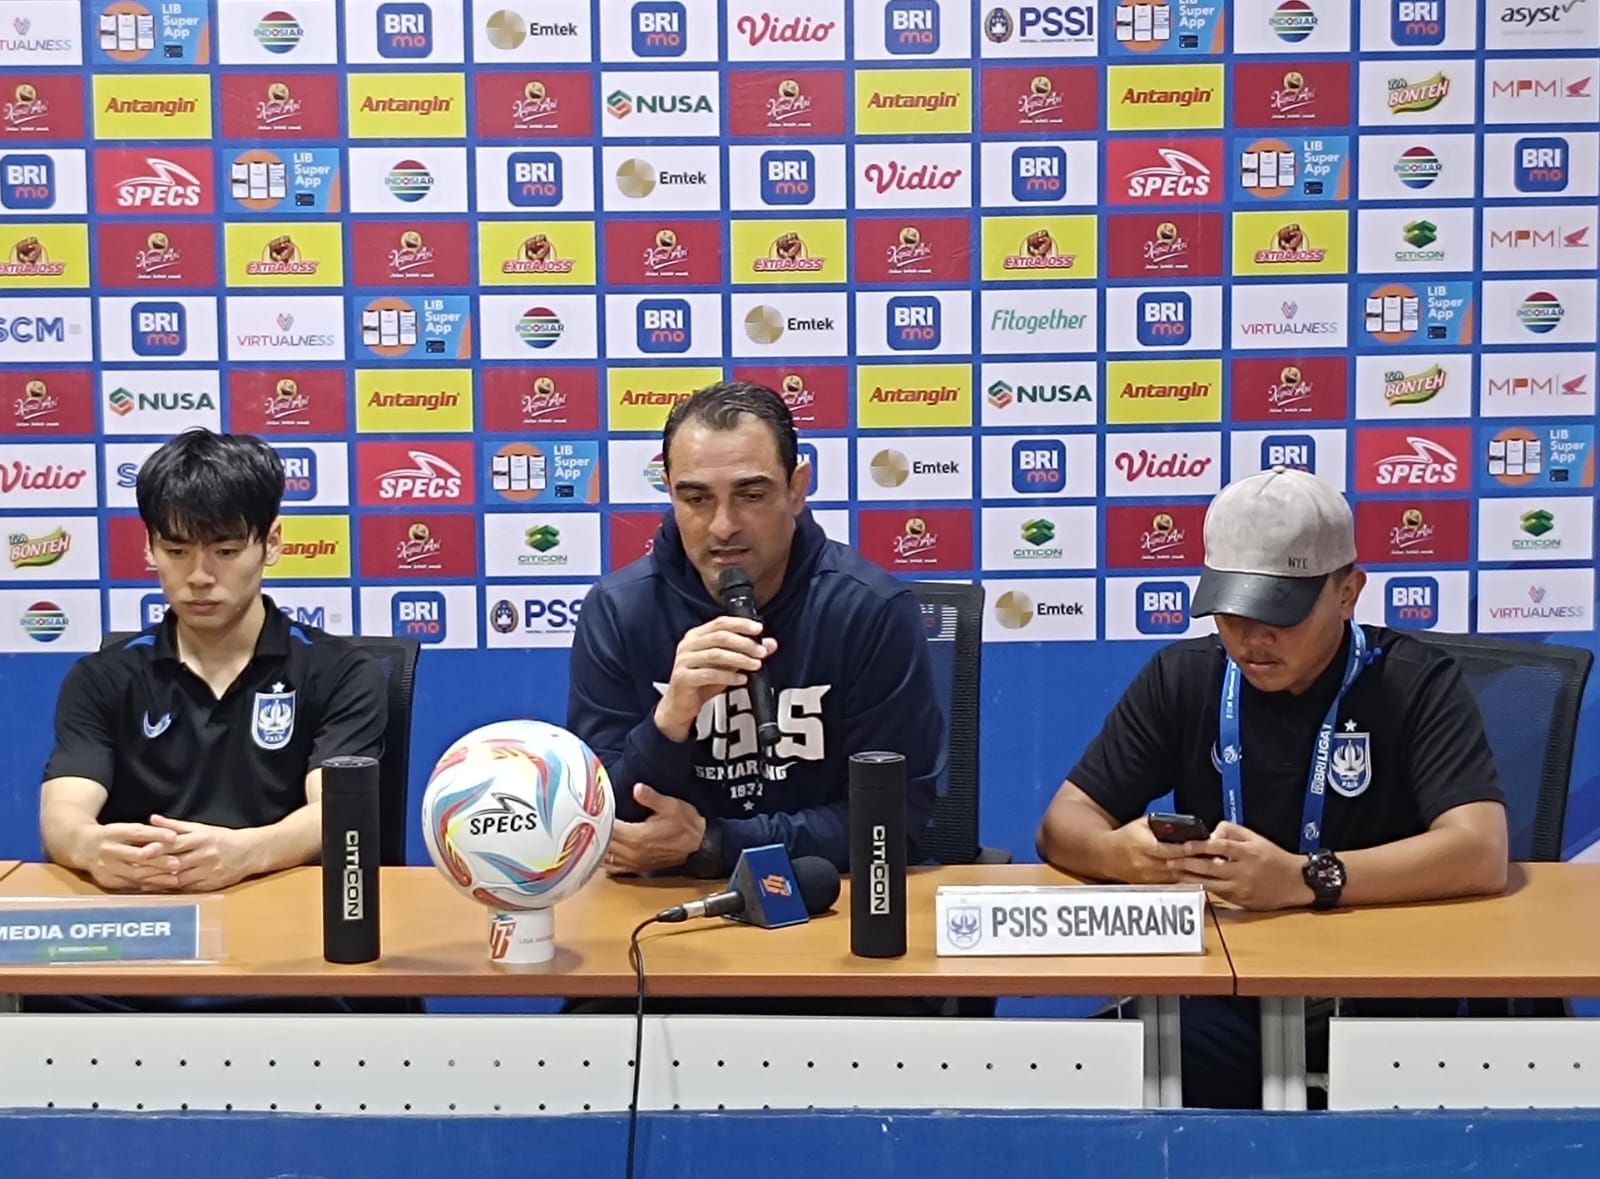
[{"left": 0, "top": 0, "right": 1599, "bottom": 868}]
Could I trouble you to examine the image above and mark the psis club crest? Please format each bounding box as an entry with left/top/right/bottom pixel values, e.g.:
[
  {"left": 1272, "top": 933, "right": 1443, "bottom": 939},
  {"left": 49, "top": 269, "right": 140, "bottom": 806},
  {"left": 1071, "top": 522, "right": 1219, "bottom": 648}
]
[
  {"left": 1329, "top": 721, "right": 1371, "bottom": 798},
  {"left": 946, "top": 905, "right": 982, "bottom": 949},
  {"left": 252, "top": 681, "right": 296, "bottom": 750}
]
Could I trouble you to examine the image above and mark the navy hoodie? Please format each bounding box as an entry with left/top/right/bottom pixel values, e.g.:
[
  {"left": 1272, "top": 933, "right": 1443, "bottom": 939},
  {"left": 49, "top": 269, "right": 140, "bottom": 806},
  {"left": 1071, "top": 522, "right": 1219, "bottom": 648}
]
[{"left": 567, "top": 509, "right": 945, "bottom": 873}]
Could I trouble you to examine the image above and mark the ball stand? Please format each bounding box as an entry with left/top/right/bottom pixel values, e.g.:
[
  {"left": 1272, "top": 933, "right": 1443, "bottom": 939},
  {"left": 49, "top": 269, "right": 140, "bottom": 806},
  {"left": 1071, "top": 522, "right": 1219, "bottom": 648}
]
[{"left": 487, "top": 908, "right": 555, "bottom": 969}]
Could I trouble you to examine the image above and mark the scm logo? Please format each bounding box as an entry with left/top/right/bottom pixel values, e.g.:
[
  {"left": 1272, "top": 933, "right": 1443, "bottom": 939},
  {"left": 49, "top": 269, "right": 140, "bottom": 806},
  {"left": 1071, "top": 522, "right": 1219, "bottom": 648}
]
[
  {"left": 393, "top": 591, "right": 447, "bottom": 643},
  {"left": 0, "top": 315, "right": 66, "bottom": 342}
]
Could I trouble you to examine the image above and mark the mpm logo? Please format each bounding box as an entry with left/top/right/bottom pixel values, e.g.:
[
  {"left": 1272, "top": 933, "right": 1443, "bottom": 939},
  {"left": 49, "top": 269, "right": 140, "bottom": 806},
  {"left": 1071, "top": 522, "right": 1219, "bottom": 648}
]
[
  {"left": 887, "top": 295, "right": 940, "bottom": 351},
  {"left": 131, "top": 301, "right": 186, "bottom": 357},
  {"left": 393, "top": 590, "right": 447, "bottom": 643},
  {"left": 1013, "top": 146, "right": 1066, "bottom": 203},
  {"left": 1516, "top": 138, "right": 1569, "bottom": 193},
  {"left": 1137, "top": 581, "right": 1191, "bottom": 636},
  {"left": 1012, "top": 439, "right": 1066, "bottom": 493},
  {"left": 507, "top": 152, "right": 563, "bottom": 208},
  {"left": 278, "top": 446, "right": 318, "bottom": 501},
  {"left": 1137, "top": 292, "right": 1191, "bottom": 347},
  {"left": 1, "top": 155, "right": 56, "bottom": 211},
  {"left": 1391, "top": 1, "right": 1444, "bottom": 47},
  {"left": 377, "top": 3, "right": 432, "bottom": 58},
  {"left": 761, "top": 150, "right": 814, "bottom": 206},
  {"left": 885, "top": 0, "right": 939, "bottom": 54},
  {"left": 633, "top": 1, "right": 687, "bottom": 57},
  {"left": 1385, "top": 575, "right": 1437, "bottom": 629},
  {"left": 1262, "top": 434, "right": 1316, "bottom": 472},
  {"left": 638, "top": 298, "right": 691, "bottom": 353}
]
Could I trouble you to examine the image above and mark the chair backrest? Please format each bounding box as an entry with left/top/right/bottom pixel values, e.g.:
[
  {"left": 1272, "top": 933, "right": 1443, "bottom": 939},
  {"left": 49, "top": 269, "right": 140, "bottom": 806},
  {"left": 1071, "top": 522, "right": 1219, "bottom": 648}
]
[
  {"left": 1409, "top": 631, "right": 1593, "bottom": 862},
  {"left": 905, "top": 581, "right": 983, "bottom": 865},
  {"left": 99, "top": 630, "right": 419, "bottom": 866}
]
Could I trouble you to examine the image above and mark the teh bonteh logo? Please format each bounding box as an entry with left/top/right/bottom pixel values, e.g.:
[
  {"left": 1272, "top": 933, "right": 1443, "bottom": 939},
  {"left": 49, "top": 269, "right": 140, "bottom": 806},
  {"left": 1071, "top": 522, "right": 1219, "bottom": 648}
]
[
  {"left": 1, "top": 155, "right": 55, "bottom": 211},
  {"left": 1012, "top": 439, "right": 1066, "bottom": 493},
  {"left": 886, "top": 295, "right": 940, "bottom": 351},
  {"left": 1013, "top": 146, "right": 1066, "bottom": 202},
  {"left": 632, "top": 1, "right": 686, "bottom": 57},
  {"left": 507, "top": 152, "right": 563, "bottom": 208},
  {"left": 637, "top": 298, "right": 691, "bottom": 353},
  {"left": 885, "top": 0, "right": 940, "bottom": 54},
  {"left": 377, "top": 3, "right": 432, "bottom": 58},
  {"left": 1137, "top": 291, "right": 1191, "bottom": 346},
  {"left": 131, "top": 301, "right": 186, "bottom": 357},
  {"left": 393, "top": 590, "right": 447, "bottom": 643},
  {"left": 760, "top": 150, "right": 815, "bottom": 206},
  {"left": 1137, "top": 582, "right": 1191, "bottom": 636}
]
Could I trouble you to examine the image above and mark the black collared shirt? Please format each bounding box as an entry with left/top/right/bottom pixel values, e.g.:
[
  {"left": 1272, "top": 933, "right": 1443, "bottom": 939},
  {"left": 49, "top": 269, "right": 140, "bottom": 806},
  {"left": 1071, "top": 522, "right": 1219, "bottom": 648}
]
[
  {"left": 43, "top": 597, "right": 386, "bottom": 829},
  {"left": 1068, "top": 625, "right": 1504, "bottom": 853}
]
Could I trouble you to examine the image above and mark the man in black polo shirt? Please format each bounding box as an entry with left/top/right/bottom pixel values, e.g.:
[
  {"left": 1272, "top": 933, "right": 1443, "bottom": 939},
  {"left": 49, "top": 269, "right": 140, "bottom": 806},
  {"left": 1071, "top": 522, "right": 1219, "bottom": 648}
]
[
  {"left": 1037, "top": 466, "right": 1508, "bottom": 1106},
  {"left": 40, "top": 430, "right": 385, "bottom": 897}
]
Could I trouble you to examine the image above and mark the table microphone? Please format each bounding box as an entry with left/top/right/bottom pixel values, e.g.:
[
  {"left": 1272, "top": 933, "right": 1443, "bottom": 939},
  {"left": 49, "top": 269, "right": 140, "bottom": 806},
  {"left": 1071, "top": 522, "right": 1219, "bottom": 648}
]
[
  {"left": 717, "top": 566, "right": 780, "bottom": 748},
  {"left": 320, "top": 755, "right": 381, "bottom": 964},
  {"left": 849, "top": 751, "right": 907, "bottom": 958},
  {"left": 657, "top": 856, "right": 840, "bottom": 924}
]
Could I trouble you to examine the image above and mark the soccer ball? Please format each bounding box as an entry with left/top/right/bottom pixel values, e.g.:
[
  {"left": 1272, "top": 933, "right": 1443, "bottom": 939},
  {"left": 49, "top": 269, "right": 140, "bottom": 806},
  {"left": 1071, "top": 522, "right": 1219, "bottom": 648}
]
[{"left": 420, "top": 720, "right": 614, "bottom": 912}]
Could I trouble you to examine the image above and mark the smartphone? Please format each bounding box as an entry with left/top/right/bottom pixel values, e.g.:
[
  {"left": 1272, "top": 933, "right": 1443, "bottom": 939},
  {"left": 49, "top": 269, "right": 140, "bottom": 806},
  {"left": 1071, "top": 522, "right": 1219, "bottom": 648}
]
[{"left": 1148, "top": 812, "right": 1211, "bottom": 845}]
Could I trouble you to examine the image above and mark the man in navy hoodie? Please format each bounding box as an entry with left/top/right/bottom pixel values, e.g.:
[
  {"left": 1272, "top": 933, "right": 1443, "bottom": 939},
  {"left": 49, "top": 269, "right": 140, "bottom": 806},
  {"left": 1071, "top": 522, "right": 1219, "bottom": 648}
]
[{"left": 568, "top": 380, "right": 945, "bottom": 877}]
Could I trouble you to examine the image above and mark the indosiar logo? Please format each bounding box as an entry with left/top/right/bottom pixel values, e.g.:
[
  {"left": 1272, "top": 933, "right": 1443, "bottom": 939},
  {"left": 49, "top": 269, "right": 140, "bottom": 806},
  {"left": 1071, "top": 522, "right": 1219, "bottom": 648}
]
[
  {"left": 885, "top": 0, "right": 940, "bottom": 54},
  {"left": 1136, "top": 291, "right": 1191, "bottom": 346},
  {"left": 377, "top": 3, "right": 433, "bottom": 58},
  {"left": 886, "top": 295, "right": 941, "bottom": 351},
  {"left": 393, "top": 590, "right": 447, "bottom": 643},
  {"left": 632, "top": 1, "right": 687, "bottom": 57},
  {"left": 1261, "top": 433, "right": 1316, "bottom": 472},
  {"left": 1136, "top": 581, "right": 1191, "bottom": 636},
  {"left": 637, "top": 298, "right": 691, "bottom": 353},
  {"left": 1385, "top": 575, "right": 1438, "bottom": 629},
  {"left": 760, "top": 150, "right": 815, "bottom": 206},
  {"left": 1012, "top": 146, "right": 1067, "bottom": 202},
  {"left": 131, "top": 301, "right": 187, "bottom": 356},
  {"left": 507, "top": 152, "right": 564, "bottom": 207},
  {"left": 1012, "top": 439, "right": 1066, "bottom": 493}
]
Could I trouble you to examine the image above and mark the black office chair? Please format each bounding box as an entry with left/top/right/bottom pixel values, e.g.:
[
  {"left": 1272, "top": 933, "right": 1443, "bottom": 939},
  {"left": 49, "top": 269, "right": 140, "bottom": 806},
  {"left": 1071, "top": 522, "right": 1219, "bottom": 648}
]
[
  {"left": 905, "top": 582, "right": 1010, "bottom": 865},
  {"left": 1411, "top": 631, "right": 1593, "bottom": 1020}
]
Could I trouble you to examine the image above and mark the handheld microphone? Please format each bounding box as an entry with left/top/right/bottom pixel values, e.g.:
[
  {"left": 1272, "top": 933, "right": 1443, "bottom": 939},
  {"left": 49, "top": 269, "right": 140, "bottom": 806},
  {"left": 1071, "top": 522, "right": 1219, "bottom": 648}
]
[
  {"left": 320, "top": 755, "right": 381, "bottom": 964},
  {"left": 658, "top": 850, "right": 840, "bottom": 926},
  {"left": 717, "top": 566, "right": 780, "bottom": 749},
  {"left": 849, "top": 751, "right": 908, "bottom": 959}
]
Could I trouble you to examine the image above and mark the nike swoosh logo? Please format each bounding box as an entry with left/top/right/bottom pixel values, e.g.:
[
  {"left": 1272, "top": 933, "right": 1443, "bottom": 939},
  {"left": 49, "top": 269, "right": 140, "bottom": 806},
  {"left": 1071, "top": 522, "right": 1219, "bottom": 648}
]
[{"left": 142, "top": 711, "right": 171, "bottom": 739}]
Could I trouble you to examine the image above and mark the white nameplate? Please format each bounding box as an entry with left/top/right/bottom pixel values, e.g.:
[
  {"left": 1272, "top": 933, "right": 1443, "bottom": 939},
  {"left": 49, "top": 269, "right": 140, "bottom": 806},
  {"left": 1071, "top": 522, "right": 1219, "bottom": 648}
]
[{"left": 934, "top": 885, "right": 1206, "bottom": 957}]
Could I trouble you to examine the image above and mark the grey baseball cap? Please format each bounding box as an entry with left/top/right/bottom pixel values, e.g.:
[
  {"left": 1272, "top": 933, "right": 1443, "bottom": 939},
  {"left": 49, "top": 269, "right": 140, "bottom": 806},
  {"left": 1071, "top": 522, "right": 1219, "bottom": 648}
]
[{"left": 1190, "top": 467, "right": 1357, "bottom": 627}]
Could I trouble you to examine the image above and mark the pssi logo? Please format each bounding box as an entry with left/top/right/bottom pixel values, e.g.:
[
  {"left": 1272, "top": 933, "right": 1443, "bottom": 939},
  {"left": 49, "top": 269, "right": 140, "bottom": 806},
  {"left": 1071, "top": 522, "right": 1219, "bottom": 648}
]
[
  {"left": 887, "top": 295, "right": 940, "bottom": 351},
  {"left": 1137, "top": 581, "right": 1191, "bottom": 636},
  {"left": 1, "top": 155, "right": 55, "bottom": 211},
  {"left": 1391, "top": 1, "right": 1445, "bottom": 46},
  {"left": 1137, "top": 292, "right": 1191, "bottom": 346},
  {"left": 1385, "top": 575, "right": 1438, "bottom": 629},
  {"left": 1013, "top": 146, "right": 1066, "bottom": 202},
  {"left": 131, "top": 301, "right": 186, "bottom": 357},
  {"left": 278, "top": 446, "right": 318, "bottom": 501},
  {"left": 507, "top": 152, "right": 563, "bottom": 208},
  {"left": 1262, "top": 434, "right": 1315, "bottom": 471},
  {"left": 1012, "top": 439, "right": 1066, "bottom": 493},
  {"left": 637, "top": 298, "right": 690, "bottom": 353},
  {"left": 393, "top": 590, "right": 447, "bottom": 643},
  {"left": 885, "top": 0, "right": 940, "bottom": 54},
  {"left": 633, "top": 2, "right": 687, "bottom": 57},
  {"left": 760, "top": 150, "right": 814, "bottom": 206},
  {"left": 1515, "top": 137, "right": 1568, "bottom": 193},
  {"left": 377, "top": 3, "right": 433, "bottom": 58}
]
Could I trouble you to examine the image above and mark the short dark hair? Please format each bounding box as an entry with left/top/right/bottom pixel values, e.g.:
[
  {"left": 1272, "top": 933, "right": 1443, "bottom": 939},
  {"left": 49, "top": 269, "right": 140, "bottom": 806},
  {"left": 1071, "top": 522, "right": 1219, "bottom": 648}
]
[
  {"left": 661, "top": 380, "right": 798, "bottom": 478},
  {"left": 136, "top": 429, "right": 284, "bottom": 545}
]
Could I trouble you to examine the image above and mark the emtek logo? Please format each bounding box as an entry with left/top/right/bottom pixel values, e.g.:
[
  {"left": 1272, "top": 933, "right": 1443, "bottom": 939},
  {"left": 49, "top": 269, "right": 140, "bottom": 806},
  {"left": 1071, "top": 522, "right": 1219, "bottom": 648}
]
[
  {"left": 1137, "top": 292, "right": 1191, "bottom": 347},
  {"left": 1391, "top": 1, "right": 1445, "bottom": 46},
  {"left": 1, "top": 154, "right": 56, "bottom": 211},
  {"left": 887, "top": 296, "right": 940, "bottom": 351},
  {"left": 1013, "top": 146, "right": 1066, "bottom": 203},
  {"left": 637, "top": 298, "right": 691, "bottom": 353},
  {"left": 885, "top": 0, "right": 939, "bottom": 53},
  {"left": 1137, "top": 582, "right": 1191, "bottom": 636},
  {"left": 131, "top": 302, "right": 186, "bottom": 357},
  {"left": 1262, "top": 434, "right": 1316, "bottom": 472},
  {"left": 279, "top": 446, "right": 317, "bottom": 501},
  {"left": 760, "top": 150, "right": 814, "bottom": 206},
  {"left": 632, "top": 1, "right": 686, "bottom": 57},
  {"left": 1012, "top": 439, "right": 1066, "bottom": 493},
  {"left": 1516, "top": 137, "right": 1569, "bottom": 193},
  {"left": 393, "top": 591, "right": 447, "bottom": 643},
  {"left": 377, "top": 3, "right": 432, "bottom": 58},
  {"left": 507, "top": 152, "right": 563, "bottom": 208},
  {"left": 1385, "top": 575, "right": 1438, "bottom": 629}
]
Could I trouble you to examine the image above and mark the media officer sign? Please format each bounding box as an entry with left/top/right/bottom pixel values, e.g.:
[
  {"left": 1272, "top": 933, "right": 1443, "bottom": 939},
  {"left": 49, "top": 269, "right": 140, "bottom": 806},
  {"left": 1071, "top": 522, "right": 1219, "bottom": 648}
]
[{"left": 0, "top": 904, "right": 202, "bottom": 963}]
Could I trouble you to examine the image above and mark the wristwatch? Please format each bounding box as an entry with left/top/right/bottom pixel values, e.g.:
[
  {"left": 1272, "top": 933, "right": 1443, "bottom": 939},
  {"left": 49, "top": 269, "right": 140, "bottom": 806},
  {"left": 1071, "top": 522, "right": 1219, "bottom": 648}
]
[
  {"left": 682, "top": 817, "right": 725, "bottom": 879},
  {"left": 1303, "top": 849, "right": 1347, "bottom": 911}
]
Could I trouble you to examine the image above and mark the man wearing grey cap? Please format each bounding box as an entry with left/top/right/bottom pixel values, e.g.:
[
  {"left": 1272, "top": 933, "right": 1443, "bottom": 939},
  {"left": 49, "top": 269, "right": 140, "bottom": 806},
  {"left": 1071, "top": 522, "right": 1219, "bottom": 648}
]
[{"left": 1037, "top": 467, "right": 1507, "bottom": 1106}]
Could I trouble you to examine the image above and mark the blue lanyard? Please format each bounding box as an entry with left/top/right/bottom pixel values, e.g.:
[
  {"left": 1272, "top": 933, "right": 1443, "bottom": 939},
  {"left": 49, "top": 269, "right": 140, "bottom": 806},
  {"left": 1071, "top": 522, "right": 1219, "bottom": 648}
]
[{"left": 1218, "top": 625, "right": 1376, "bottom": 853}]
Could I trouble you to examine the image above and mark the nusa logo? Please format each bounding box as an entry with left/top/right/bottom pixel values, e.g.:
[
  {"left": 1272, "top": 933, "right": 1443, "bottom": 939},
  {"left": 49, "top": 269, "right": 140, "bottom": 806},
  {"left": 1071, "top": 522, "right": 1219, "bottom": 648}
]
[
  {"left": 377, "top": 3, "right": 432, "bottom": 58},
  {"left": 1137, "top": 581, "right": 1191, "bottom": 636},
  {"left": 1385, "top": 575, "right": 1438, "bottom": 629},
  {"left": 885, "top": 0, "right": 940, "bottom": 54},
  {"left": 1013, "top": 146, "right": 1066, "bottom": 202},
  {"left": 761, "top": 150, "right": 815, "bottom": 206},
  {"left": 1392, "top": 1, "right": 1445, "bottom": 47},
  {"left": 1136, "top": 292, "right": 1191, "bottom": 346},
  {"left": 1515, "top": 137, "right": 1568, "bottom": 192},
  {"left": 1262, "top": 434, "right": 1316, "bottom": 471},
  {"left": 637, "top": 299, "right": 691, "bottom": 353},
  {"left": 887, "top": 296, "right": 940, "bottom": 350},
  {"left": 393, "top": 590, "right": 447, "bottom": 643},
  {"left": 131, "top": 301, "right": 187, "bottom": 357},
  {"left": 1012, "top": 439, "right": 1066, "bottom": 492},
  {"left": 633, "top": 1, "right": 687, "bottom": 57},
  {"left": 507, "top": 152, "right": 563, "bottom": 208},
  {"left": 1, "top": 154, "right": 55, "bottom": 211},
  {"left": 278, "top": 446, "right": 318, "bottom": 502}
]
